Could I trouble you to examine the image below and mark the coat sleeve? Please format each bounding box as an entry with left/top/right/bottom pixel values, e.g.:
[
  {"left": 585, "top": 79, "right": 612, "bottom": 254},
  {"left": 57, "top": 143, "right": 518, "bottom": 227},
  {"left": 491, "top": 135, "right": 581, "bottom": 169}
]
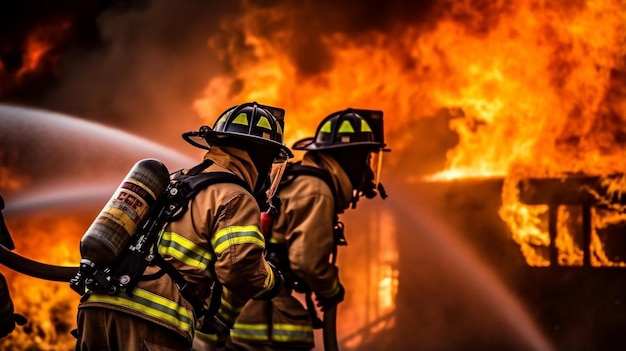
[
  {"left": 287, "top": 193, "right": 342, "bottom": 298},
  {"left": 211, "top": 192, "right": 276, "bottom": 305}
]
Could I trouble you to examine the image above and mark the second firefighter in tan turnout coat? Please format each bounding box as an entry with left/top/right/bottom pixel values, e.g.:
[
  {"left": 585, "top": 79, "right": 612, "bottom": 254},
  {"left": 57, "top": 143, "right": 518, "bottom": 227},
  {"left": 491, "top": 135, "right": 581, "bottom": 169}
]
[{"left": 229, "top": 108, "right": 389, "bottom": 350}]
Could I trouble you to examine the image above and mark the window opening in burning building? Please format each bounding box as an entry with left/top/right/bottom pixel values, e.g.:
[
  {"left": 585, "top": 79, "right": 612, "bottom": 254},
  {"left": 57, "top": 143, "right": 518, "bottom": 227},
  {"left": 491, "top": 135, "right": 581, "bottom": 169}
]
[{"left": 507, "top": 174, "right": 626, "bottom": 268}]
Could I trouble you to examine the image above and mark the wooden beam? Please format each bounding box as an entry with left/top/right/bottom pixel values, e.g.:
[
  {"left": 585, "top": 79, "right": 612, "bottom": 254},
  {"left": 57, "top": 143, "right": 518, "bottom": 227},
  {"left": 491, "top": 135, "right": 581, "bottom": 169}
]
[{"left": 518, "top": 174, "right": 626, "bottom": 206}]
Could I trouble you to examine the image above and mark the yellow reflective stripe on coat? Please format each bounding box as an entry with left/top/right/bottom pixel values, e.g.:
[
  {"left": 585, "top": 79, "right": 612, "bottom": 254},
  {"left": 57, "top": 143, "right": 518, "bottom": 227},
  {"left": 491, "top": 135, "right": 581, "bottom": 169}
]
[
  {"left": 218, "top": 295, "right": 243, "bottom": 324},
  {"left": 195, "top": 330, "right": 219, "bottom": 342},
  {"left": 86, "top": 288, "right": 194, "bottom": 336},
  {"left": 158, "top": 231, "right": 213, "bottom": 272},
  {"left": 211, "top": 226, "right": 265, "bottom": 254},
  {"left": 232, "top": 322, "right": 314, "bottom": 343},
  {"left": 251, "top": 261, "right": 275, "bottom": 299}
]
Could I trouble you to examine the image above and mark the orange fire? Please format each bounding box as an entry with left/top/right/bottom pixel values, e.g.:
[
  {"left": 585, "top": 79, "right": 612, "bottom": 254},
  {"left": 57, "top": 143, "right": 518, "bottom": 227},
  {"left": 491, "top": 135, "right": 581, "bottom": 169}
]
[
  {"left": 0, "top": 214, "right": 85, "bottom": 350},
  {"left": 194, "top": 0, "right": 626, "bottom": 268},
  {"left": 0, "top": 150, "right": 28, "bottom": 191},
  {"left": 16, "top": 20, "right": 72, "bottom": 80}
]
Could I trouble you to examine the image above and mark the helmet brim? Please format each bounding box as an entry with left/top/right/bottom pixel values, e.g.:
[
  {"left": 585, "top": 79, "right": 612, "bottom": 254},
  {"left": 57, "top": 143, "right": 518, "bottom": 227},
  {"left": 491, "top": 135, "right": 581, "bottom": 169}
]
[
  {"left": 183, "top": 130, "right": 294, "bottom": 161},
  {"left": 182, "top": 132, "right": 211, "bottom": 150},
  {"left": 292, "top": 137, "right": 389, "bottom": 151}
]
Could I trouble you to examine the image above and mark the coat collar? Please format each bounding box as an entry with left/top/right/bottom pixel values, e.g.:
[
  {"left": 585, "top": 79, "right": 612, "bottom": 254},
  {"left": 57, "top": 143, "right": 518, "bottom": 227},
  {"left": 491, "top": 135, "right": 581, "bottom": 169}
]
[
  {"left": 202, "top": 146, "right": 258, "bottom": 191},
  {"left": 301, "top": 151, "right": 353, "bottom": 212}
]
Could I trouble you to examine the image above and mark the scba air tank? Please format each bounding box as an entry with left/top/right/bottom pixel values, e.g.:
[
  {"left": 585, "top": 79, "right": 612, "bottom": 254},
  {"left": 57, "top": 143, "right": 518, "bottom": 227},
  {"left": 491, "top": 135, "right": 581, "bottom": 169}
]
[{"left": 79, "top": 158, "right": 170, "bottom": 268}]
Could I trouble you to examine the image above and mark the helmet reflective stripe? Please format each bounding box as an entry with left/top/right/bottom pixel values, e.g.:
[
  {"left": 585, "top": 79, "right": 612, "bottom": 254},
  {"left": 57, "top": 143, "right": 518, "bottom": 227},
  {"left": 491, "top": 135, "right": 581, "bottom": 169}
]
[
  {"left": 232, "top": 113, "right": 249, "bottom": 126},
  {"left": 232, "top": 322, "right": 314, "bottom": 343},
  {"left": 361, "top": 119, "right": 373, "bottom": 132},
  {"left": 256, "top": 116, "right": 272, "bottom": 130},
  {"left": 158, "top": 231, "right": 214, "bottom": 274},
  {"left": 211, "top": 225, "right": 266, "bottom": 254},
  {"left": 182, "top": 102, "right": 294, "bottom": 162},
  {"left": 320, "top": 120, "right": 332, "bottom": 133},
  {"left": 338, "top": 120, "right": 355, "bottom": 133},
  {"left": 87, "top": 287, "right": 194, "bottom": 338},
  {"left": 292, "top": 108, "right": 386, "bottom": 151},
  {"left": 215, "top": 109, "right": 233, "bottom": 125}
]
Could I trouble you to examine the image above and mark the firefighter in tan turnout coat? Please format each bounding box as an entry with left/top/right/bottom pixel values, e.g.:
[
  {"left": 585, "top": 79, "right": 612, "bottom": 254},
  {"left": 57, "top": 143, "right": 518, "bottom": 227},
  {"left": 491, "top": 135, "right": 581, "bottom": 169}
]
[
  {"left": 75, "top": 102, "right": 293, "bottom": 351},
  {"left": 228, "top": 109, "right": 389, "bottom": 351}
]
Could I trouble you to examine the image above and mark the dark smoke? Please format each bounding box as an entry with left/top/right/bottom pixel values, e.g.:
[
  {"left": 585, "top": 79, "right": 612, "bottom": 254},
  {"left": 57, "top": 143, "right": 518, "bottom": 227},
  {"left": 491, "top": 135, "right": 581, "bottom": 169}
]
[
  {"left": 0, "top": 1, "right": 451, "bottom": 146},
  {"left": 1, "top": 1, "right": 238, "bottom": 150}
]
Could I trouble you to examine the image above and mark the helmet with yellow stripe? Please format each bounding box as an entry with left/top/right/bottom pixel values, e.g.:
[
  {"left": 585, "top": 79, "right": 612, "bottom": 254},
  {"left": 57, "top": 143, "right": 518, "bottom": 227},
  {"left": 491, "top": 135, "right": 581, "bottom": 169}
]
[
  {"left": 293, "top": 108, "right": 390, "bottom": 203},
  {"left": 182, "top": 102, "right": 293, "bottom": 163},
  {"left": 292, "top": 108, "right": 387, "bottom": 151}
]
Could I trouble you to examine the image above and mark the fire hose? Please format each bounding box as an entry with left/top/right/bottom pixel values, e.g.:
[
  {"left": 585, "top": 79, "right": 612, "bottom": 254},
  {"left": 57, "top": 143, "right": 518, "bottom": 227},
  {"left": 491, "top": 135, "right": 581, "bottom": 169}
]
[
  {"left": 323, "top": 305, "right": 339, "bottom": 351},
  {"left": 0, "top": 194, "right": 77, "bottom": 282},
  {"left": 322, "top": 219, "right": 345, "bottom": 351},
  {"left": 0, "top": 244, "right": 77, "bottom": 282}
]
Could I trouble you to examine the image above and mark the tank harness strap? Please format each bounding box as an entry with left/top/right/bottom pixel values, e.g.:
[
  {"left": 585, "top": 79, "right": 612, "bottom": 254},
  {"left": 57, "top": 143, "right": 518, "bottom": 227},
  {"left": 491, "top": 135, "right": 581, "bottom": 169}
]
[
  {"left": 167, "top": 160, "right": 252, "bottom": 222},
  {"left": 149, "top": 160, "right": 253, "bottom": 333},
  {"left": 273, "top": 162, "right": 343, "bottom": 329},
  {"left": 282, "top": 162, "right": 337, "bottom": 198}
]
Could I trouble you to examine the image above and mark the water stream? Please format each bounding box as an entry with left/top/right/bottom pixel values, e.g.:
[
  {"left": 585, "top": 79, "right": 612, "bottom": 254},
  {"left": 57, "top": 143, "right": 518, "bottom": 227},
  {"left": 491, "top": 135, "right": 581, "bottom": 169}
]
[{"left": 0, "top": 104, "right": 555, "bottom": 350}]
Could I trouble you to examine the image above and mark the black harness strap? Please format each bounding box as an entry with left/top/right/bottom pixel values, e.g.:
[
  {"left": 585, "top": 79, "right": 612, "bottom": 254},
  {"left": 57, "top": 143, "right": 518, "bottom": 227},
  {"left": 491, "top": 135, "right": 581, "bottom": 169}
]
[
  {"left": 168, "top": 160, "right": 252, "bottom": 221},
  {"left": 149, "top": 160, "right": 254, "bottom": 332},
  {"left": 281, "top": 162, "right": 337, "bottom": 199},
  {"left": 271, "top": 162, "right": 344, "bottom": 330}
]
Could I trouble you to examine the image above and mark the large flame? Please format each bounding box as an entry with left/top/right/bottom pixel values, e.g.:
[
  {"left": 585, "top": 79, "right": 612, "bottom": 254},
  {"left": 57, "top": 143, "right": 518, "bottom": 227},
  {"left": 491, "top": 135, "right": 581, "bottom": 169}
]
[
  {"left": 0, "top": 214, "right": 85, "bottom": 351},
  {"left": 193, "top": 0, "right": 626, "bottom": 268}
]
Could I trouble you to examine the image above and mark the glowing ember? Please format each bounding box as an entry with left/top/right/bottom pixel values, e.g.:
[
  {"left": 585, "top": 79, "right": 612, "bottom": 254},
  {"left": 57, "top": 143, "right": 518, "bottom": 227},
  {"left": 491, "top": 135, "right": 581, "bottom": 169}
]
[{"left": 16, "top": 21, "right": 72, "bottom": 79}]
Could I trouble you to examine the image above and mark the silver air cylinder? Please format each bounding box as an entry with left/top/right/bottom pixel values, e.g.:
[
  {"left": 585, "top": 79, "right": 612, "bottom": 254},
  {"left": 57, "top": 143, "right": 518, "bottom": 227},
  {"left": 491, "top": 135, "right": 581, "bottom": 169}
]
[{"left": 79, "top": 158, "right": 170, "bottom": 268}]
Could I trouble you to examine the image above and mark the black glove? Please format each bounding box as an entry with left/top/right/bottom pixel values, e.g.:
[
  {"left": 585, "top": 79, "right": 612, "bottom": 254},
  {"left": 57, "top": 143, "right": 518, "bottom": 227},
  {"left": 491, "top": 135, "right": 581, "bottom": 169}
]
[{"left": 315, "top": 283, "right": 345, "bottom": 312}]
